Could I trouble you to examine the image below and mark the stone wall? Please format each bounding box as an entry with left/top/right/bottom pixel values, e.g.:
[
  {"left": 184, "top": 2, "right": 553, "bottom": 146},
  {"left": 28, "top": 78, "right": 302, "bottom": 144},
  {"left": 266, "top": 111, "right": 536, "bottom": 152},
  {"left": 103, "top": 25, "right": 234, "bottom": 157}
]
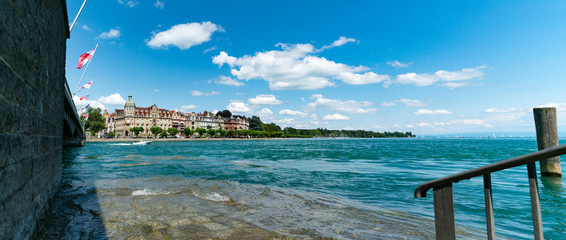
[{"left": 0, "top": 1, "right": 69, "bottom": 239}]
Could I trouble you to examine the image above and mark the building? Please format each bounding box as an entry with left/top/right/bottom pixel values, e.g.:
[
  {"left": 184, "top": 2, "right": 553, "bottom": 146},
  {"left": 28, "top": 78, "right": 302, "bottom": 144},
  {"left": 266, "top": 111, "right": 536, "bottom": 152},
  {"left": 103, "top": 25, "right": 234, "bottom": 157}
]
[
  {"left": 106, "top": 94, "right": 249, "bottom": 137},
  {"left": 112, "top": 94, "right": 175, "bottom": 137},
  {"left": 223, "top": 115, "right": 249, "bottom": 131}
]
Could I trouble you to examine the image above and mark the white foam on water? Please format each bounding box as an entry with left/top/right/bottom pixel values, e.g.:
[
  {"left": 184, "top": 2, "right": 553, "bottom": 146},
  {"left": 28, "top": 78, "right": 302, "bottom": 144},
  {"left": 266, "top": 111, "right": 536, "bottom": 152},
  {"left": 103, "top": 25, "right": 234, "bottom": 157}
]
[
  {"left": 131, "top": 189, "right": 169, "bottom": 196},
  {"left": 111, "top": 143, "right": 132, "bottom": 146},
  {"left": 194, "top": 192, "right": 230, "bottom": 202}
]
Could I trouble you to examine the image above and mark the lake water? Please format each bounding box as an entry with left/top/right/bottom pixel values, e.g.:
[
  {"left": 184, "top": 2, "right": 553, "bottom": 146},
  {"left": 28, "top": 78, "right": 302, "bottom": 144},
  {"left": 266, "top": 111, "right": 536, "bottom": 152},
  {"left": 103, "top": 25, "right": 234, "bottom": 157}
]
[{"left": 35, "top": 138, "right": 566, "bottom": 239}]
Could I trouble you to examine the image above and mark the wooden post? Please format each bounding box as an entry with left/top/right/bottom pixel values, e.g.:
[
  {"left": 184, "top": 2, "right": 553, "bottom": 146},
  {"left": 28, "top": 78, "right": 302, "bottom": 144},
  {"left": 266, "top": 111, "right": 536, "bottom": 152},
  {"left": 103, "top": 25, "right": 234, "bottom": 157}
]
[
  {"left": 533, "top": 107, "right": 562, "bottom": 177},
  {"left": 483, "top": 174, "right": 496, "bottom": 240},
  {"left": 527, "top": 162, "right": 544, "bottom": 239},
  {"left": 433, "top": 184, "right": 456, "bottom": 240}
]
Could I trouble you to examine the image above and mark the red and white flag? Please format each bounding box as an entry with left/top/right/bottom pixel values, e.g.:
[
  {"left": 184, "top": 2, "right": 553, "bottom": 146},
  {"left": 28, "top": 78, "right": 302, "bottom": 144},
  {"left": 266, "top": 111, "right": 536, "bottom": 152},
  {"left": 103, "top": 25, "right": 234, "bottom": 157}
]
[
  {"left": 77, "top": 45, "right": 98, "bottom": 69},
  {"left": 77, "top": 80, "right": 93, "bottom": 92},
  {"left": 79, "top": 94, "right": 90, "bottom": 101}
]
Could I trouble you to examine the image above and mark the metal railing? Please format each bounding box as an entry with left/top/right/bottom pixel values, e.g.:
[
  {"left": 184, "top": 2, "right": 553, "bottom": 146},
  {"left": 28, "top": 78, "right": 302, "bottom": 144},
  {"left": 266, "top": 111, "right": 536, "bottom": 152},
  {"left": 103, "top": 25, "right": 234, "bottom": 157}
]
[{"left": 414, "top": 144, "right": 566, "bottom": 240}]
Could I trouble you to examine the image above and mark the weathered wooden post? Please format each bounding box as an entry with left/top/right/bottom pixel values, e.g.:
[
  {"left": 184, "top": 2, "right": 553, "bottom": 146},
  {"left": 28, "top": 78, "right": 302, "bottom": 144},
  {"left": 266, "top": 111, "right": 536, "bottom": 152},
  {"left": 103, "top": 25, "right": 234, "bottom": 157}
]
[{"left": 533, "top": 107, "right": 562, "bottom": 177}]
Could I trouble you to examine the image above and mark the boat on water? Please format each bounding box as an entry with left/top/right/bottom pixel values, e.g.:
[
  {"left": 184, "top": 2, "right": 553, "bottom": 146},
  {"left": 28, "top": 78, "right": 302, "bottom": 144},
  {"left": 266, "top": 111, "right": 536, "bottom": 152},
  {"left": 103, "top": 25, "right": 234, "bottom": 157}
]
[{"left": 132, "top": 140, "right": 151, "bottom": 145}]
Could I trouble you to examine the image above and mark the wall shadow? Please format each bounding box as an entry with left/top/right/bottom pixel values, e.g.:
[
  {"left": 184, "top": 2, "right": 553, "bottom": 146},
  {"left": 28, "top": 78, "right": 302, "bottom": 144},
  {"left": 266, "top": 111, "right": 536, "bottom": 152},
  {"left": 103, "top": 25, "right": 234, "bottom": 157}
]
[{"left": 32, "top": 147, "right": 108, "bottom": 240}]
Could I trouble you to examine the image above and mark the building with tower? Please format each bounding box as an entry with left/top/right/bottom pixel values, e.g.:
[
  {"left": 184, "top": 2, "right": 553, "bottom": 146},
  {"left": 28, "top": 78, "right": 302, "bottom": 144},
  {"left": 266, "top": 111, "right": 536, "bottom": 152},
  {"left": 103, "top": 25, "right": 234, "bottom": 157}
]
[{"left": 105, "top": 94, "right": 249, "bottom": 137}]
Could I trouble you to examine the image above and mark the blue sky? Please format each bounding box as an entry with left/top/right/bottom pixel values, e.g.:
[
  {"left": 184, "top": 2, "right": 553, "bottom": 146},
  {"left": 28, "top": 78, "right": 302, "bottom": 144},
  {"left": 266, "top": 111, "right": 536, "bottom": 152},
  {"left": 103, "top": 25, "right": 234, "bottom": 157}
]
[{"left": 67, "top": 0, "right": 566, "bottom": 135}]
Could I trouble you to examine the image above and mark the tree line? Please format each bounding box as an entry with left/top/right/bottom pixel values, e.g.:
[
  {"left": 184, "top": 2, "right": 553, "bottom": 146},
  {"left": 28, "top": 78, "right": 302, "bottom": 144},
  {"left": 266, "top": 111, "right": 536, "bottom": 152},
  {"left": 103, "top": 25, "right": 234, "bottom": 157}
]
[
  {"left": 83, "top": 108, "right": 414, "bottom": 139},
  {"left": 248, "top": 115, "right": 414, "bottom": 138}
]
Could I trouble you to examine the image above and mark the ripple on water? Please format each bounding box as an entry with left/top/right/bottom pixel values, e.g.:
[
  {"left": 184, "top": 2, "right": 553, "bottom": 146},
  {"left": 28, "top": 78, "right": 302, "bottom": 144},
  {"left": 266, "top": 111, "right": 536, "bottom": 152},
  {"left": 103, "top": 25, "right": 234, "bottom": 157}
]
[{"left": 37, "top": 177, "right": 489, "bottom": 239}]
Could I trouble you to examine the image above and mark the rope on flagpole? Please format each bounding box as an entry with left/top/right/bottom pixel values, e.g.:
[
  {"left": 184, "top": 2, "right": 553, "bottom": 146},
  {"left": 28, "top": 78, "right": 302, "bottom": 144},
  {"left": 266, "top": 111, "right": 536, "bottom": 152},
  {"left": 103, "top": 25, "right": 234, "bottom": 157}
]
[
  {"left": 74, "top": 43, "right": 99, "bottom": 94},
  {"left": 69, "top": 0, "right": 88, "bottom": 33}
]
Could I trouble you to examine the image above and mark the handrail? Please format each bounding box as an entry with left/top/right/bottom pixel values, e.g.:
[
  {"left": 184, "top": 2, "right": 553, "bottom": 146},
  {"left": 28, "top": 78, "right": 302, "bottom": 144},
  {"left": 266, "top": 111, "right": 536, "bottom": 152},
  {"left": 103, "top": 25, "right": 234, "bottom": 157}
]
[
  {"left": 415, "top": 144, "right": 566, "bottom": 198},
  {"left": 415, "top": 143, "right": 566, "bottom": 240},
  {"left": 64, "top": 81, "right": 81, "bottom": 122}
]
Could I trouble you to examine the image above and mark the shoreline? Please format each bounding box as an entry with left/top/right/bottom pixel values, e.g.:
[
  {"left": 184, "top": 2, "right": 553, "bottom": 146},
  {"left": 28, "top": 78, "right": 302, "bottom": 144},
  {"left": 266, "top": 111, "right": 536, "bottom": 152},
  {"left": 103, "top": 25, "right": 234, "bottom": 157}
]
[{"left": 86, "top": 137, "right": 284, "bottom": 142}]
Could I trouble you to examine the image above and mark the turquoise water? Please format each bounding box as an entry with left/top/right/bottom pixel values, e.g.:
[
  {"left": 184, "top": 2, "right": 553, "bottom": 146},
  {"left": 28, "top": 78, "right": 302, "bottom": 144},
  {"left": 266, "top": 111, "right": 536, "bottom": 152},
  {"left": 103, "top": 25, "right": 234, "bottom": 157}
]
[{"left": 37, "top": 139, "right": 566, "bottom": 239}]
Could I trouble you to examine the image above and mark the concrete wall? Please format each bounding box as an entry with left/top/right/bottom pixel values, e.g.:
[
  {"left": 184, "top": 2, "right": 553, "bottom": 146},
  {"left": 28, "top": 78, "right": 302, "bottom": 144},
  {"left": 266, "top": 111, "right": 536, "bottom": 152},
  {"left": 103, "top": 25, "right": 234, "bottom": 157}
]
[{"left": 0, "top": 1, "right": 69, "bottom": 239}]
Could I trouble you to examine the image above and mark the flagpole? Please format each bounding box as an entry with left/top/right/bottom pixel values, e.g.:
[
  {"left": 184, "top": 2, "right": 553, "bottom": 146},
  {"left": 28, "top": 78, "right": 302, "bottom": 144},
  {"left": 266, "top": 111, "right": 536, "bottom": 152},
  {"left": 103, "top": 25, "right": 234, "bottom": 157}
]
[
  {"left": 69, "top": 0, "right": 88, "bottom": 33},
  {"left": 74, "top": 43, "right": 99, "bottom": 94}
]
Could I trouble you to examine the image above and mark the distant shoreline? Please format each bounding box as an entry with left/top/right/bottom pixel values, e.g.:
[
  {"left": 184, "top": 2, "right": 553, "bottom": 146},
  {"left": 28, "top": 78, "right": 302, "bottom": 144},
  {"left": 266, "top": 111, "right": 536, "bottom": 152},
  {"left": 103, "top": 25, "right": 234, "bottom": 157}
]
[{"left": 86, "top": 137, "right": 284, "bottom": 142}]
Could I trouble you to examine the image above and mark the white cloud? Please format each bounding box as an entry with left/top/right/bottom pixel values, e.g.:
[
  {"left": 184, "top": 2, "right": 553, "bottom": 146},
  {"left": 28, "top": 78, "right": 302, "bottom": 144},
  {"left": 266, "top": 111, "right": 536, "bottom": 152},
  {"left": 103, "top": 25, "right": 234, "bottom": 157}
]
[
  {"left": 335, "top": 72, "right": 390, "bottom": 85},
  {"left": 395, "top": 66, "right": 486, "bottom": 88},
  {"left": 203, "top": 46, "right": 217, "bottom": 54},
  {"left": 153, "top": 89, "right": 159, "bottom": 92},
  {"left": 147, "top": 21, "right": 223, "bottom": 50},
  {"left": 98, "top": 93, "right": 126, "bottom": 105},
  {"left": 387, "top": 60, "right": 411, "bottom": 68},
  {"left": 310, "top": 121, "right": 329, "bottom": 125},
  {"left": 273, "top": 118, "right": 296, "bottom": 125},
  {"left": 306, "top": 94, "right": 377, "bottom": 114},
  {"left": 414, "top": 109, "right": 452, "bottom": 115},
  {"left": 258, "top": 108, "right": 274, "bottom": 120},
  {"left": 212, "top": 51, "right": 237, "bottom": 66},
  {"left": 485, "top": 108, "right": 520, "bottom": 113},
  {"left": 449, "top": 119, "right": 493, "bottom": 128},
  {"left": 154, "top": 0, "right": 164, "bottom": 9},
  {"left": 331, "top": 36, "right": 357, "bottom": 47},
  {"left": 248, "top": 94, "right": 282, "bottom": 105},
  {"left": 212, "top": 42, "right": 375, "bottom": 90},
  {"left": 73, "top": 95, "right": 106, "bottom": 112},
  {"left": 98, "top": 28, "right": 121, "bottom": 39},
  {"left": 415, "top": 119, "right": 493, "bottom": 131},
  {"left": 191, "top": 90, "right": 220, "bottom": 96},
  {"left": 180, "top": 105, "right": 197, "bottom": 112},
  {"left": 317, "top": 36, "right": 358, "bottom": 52},
  {"left": 214, "top": 75, "right": 243, "bottom": 86},
  {"left": 536, "top": 103, "right": 566, "bottom": 112},
  {"left": 323, "top": 113, "right": 350, "bottom": 120},
  {"left": 118, "top": 0, "right": 138, "bottom": 7},
  {"left": 82, "top": 25, "right": 91, "bottom": 31},
  {"left": 382, "top": 99, "right": 428, "bottom": 107},
  {"left": 279, "top": 109, "right": 308, "bottom": 117},
  {"left": 399, "top": 99, "right": 427, "bottom": 107},
  {"left": 484, "top": 108, "right": 526, "bottom": 122},
  {"left": 227, "top": 101, "right": 253, "bottom": 114},
  {"left": 311, "top": 114, "right": 318, "bottom": 120}
]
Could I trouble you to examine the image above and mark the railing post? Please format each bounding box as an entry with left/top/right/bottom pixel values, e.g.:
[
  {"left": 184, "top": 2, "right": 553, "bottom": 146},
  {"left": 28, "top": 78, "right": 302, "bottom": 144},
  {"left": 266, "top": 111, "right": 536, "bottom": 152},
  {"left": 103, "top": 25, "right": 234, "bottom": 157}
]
[
  {"left": 533, "top": 107, "right": 561, "bottom": 177},
  {"left": 433, "top": 184, "right": 455, "bottom": 240},
  {"left": 483, "top": 174, "right": 495, "bottom": 240},
  {"left": 527, "top": 162, "right": 544, "bottom": 240}
]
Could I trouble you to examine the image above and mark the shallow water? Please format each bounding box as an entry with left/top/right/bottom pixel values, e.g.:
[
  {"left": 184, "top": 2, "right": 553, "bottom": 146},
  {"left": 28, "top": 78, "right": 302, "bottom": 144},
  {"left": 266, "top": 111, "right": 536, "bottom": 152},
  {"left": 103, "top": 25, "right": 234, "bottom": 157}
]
[{"left": 35, "top": 138, "right": 566, "bottom": 239}]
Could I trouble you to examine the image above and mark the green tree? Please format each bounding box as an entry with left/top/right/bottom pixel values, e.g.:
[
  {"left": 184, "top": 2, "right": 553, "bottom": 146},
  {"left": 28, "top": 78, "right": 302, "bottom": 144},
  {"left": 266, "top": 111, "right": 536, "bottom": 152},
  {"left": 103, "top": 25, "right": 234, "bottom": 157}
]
[
  {"left": 84, "top": 107, "right": 106, "bottom": 136},
  {"left": 249, "top": 116, "right": 264, "bottom": 131},
  {"left": 207, "top": 129, "right": 217, "bottom": 137},
  {"left": 130, "top": 127, "right": 144, "bottom": 137},
  {"left": 107, "top": 132, "right": 115, "bottom": 138},
  {"left": 216, "top": 109, "right": 232, "bottom": 119},
  {"left": 195, "top": 128, "right": 207, "bottom": 136},
  {"left": 160, "top": 131, "right": 168, "bottom": 138},
  {"left": 263, "top": 123, "right": 281, "bottom": 133},
  {"left": 150, "top": 126, "right": 163, "bottom": 138},
  {"left": 184, "top": 129, "right": 194, "bottom": 138},
  {"left": 227, "top": 130, "right": 236, "bottom": 137},
  {"left": 167, "top": 127, "right": 179, "bottom": 137}
]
